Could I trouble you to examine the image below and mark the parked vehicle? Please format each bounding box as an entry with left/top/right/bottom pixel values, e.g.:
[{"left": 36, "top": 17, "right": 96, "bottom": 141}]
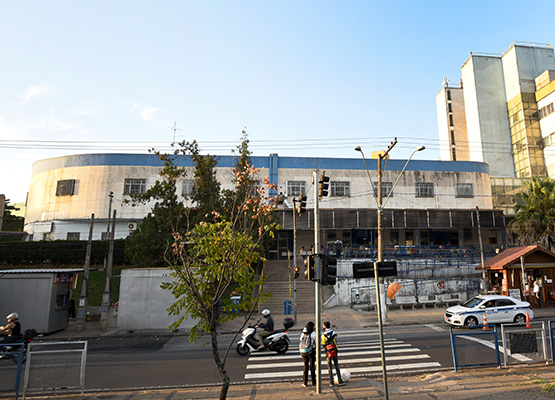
[
  {"left": 0, "top": 328, "right": 37, "bottom": 364},
  {"left": 444, "top": 294, "right": 533, "bottom": 328},
  {"left": 236, "top": 318, "right": 293, "bottom": 356}
]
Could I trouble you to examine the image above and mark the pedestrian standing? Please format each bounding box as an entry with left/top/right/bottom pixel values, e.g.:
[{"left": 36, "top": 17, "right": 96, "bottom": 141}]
[
  {"left": 534, "top": 281, "right": 542, "bottom": 308},
  {"left": 299, "top": 321, "right": 316, "bottom": 387},
  {"left": 321, "top": 321, "right": 345, "bottom": 387},
  {"left": 335, "top": 239, "right": 343, "bottom": 258}
]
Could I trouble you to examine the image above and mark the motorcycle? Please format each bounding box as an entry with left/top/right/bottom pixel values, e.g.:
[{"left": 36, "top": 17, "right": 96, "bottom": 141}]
[
  {"left": 236, "top": 318, "right": 293, "bottom": 356},
  {"left": 0, "top": 328, "right": 37, "bottom": 364}
]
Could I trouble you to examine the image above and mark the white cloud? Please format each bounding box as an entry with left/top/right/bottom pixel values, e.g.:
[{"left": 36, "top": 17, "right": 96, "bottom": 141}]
[
  {"left": 131, "top": 102, "right": 158, "bottom": 121},
  {"left": 19, "top": 83, "right": 50, "bottom": 104}
]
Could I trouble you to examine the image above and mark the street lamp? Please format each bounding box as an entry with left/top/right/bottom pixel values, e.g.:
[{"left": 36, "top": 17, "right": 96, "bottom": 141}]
[{"left": 355, "top": 142, "right": 425, "bottom": 400}]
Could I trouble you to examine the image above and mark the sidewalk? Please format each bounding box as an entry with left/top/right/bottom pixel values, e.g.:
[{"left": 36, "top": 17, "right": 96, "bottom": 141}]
[
  {"left": 19, "top": 364, "right": 555, "bottom": 399},
  {"left": 15, "top": 306, "right": 555, "bottom": 400}
]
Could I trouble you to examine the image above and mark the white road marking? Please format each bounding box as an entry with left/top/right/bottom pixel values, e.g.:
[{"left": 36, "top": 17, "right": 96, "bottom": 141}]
[
  {"left": 461, "top": 335, "right": 532, "bottom": 362},
  {"left": 247, "top": 353, "right": 432, "bottom": 369},
  {"left": 244, "top": 362, "right": 442, "bottom": 380},
  {"left": 425, "top": 324, "right": 446, "bottom": 332}
]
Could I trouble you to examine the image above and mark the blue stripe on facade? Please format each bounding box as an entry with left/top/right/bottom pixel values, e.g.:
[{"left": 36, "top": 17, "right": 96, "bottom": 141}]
[{"left": 32, "top": 153, "right": 490, "bottom": 176}]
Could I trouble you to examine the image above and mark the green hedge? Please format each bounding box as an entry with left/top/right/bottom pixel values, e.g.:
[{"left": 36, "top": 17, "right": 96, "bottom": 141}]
[{"left": 0, "top": 239, "right": 129, "bottom": 266}]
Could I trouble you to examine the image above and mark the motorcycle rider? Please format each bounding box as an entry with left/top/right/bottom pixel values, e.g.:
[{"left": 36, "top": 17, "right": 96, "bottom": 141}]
[
  {"left": 255, "top": 309, "right": 274, "bottom": 350},
  {"left": 0, "top": 313, "right": 22, "bottom": 344}
]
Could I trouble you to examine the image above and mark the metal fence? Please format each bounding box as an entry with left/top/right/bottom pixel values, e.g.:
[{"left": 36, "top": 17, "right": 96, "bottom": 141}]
[
  {"left": 0, "top": 342, "right": 25, "bottom": 400},
  {"left": 451, "top": 321, "right": 555, "bottom": 371},
  {"left": 23, "top": 341, "right": 87, "bottom": 399}
]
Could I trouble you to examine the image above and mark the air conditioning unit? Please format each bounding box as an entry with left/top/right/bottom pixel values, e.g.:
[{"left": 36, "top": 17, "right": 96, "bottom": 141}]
[{"left": 127, "top": 222, "right": 138, "bottom": 231}]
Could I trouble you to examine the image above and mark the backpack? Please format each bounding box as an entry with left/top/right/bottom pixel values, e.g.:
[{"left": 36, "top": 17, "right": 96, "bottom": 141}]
[
  {"left": 299, "top": 333, "right": 313, "bottom": 354},
  {"left": 324, "top": 332, "right": 338, "bottom": 358}
]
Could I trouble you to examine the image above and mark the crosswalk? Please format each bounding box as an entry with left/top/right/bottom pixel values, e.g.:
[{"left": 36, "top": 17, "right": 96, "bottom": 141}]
[{"left": 243, "top": 329, "right": 441, "bottom": 380}]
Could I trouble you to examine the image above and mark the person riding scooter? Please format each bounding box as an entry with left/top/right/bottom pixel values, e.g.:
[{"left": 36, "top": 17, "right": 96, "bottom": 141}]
[
  {"left": 255, "top": 309, "right": 274, "bottom": 350},
  {"left": 0, "top": 313, "right": 22, "bottom": 344}
]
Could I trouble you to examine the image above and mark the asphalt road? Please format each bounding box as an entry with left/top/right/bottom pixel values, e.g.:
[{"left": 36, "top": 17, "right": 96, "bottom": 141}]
[{"left": 0, "top": 323, "right": 454, "bottom": 394}]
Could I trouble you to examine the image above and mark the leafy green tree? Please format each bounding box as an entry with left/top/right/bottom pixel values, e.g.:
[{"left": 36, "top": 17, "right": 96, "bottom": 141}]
[
  {"left": 124, "top": 152, "right": 188, "bottom": 267},
  {"left": 125, "top": 142, "right": 223, "bottom": 266},
  {"left": 2, "top": 199, "right": 24, "bottom": 232},
  {"left": 162, "top": 136, "right": 280, "bottom": 400},
  {"left": 509, "top": 177, "right": 555, "bottom": 250}
]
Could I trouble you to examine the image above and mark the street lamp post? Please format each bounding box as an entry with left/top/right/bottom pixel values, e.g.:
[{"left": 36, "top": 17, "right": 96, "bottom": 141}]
[{"left": 355, "top": 141, "right": 425, "bottom": 400}]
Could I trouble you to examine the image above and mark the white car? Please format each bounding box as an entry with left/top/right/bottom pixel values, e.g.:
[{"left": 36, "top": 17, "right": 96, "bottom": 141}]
[{"left": 444, "top": 294, "right": 533, "bottom": 327}]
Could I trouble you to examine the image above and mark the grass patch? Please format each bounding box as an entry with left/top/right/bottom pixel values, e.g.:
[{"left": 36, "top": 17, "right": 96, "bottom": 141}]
[
  {"left": 542, "top": 382, "right": 555, "bottom": 393},
  {"left": 72, "top": 268, "right": 121, "bottom": 307}
]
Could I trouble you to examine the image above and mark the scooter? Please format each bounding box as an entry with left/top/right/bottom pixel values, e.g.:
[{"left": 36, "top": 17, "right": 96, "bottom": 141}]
[
  {"left": 0, "top": 329, "right": 37, "bottom": 364},
  {"left": 236, "top": 318, "right": 293, "bottom": 356}
]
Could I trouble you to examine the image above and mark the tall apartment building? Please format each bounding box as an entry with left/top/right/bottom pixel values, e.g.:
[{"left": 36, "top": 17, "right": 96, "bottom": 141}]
[{"left": 437, "top": 42, "right": 555, "bottom": 214}]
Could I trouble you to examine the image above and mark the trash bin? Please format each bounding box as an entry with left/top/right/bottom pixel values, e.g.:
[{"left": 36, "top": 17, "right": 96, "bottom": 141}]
[{"left": 231, "top": 296, "right": 241, "bottom": 314}]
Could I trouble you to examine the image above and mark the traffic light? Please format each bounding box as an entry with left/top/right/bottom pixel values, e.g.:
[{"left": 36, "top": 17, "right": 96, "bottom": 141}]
[
  {"left": 321, "top": 255, "right": 337, "bottom": 286},
  {"left": 304, "top": 255, "right": 317, "bottom": 282},
  {"left": 296, "top": 193, "right": 307, "bottom": 215},
  {"left": 294, "top": 265, "right": 299, "bottom": 279},
  {"left": 319, "top": 173, "right": 330, "bottom": 198}
]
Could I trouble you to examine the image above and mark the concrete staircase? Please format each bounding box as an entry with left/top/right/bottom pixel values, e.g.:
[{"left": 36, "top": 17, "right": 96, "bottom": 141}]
[{"left": 259, "top": 260, "right": 319, "bottom": 320}]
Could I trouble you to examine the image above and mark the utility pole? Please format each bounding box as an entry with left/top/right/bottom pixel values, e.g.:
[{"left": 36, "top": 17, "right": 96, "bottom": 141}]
[
  {"left": 377, "top": 140, "right": 397, "bottom": 320},
  {"left": 77, "top": 214, "right": 94, "bottom": 331},
  {"left": 100, "top": 210, "right": 116, "bottom": 331},
  {"left": 106, "top": 192, "right": 114, "bottom": 237},
  {"left": 476, "top": 206, "right": 487, "bottom": 293}
]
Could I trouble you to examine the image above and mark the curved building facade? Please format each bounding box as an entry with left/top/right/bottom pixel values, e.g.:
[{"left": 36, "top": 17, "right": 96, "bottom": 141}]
[{"left": 25, "top": 153, "right": 494, "bottom": 243}]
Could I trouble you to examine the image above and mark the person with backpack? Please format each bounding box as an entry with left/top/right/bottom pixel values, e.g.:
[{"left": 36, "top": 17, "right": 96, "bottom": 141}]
[
  {"left": 299, "top": 321, "right": 316, "bottom": 387},
  {"left": 321, "top": 321, "right": 345, "bottom": 387}
]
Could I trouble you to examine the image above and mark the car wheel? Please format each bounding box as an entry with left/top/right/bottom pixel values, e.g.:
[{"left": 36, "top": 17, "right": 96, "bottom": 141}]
[
  {"left": 464, "top": 316, "right": 478, "bottom": 329},
  {"left": 236, "top": 343, "right": 250, "bottom": 357},
  {"left": 513, "top": 314, "right": 526, "bottom": 324}
]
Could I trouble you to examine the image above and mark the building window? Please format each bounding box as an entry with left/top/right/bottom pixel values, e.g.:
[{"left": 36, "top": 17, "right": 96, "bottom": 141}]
[
  {"left": 182, "top": 179, "right": 195, "bottom": 196},
  {"left": 123, "top": 178, "right": 146, "bottom": 195},
  {"left": 446, "top": 90, "right": 451, "bottom": 101},
  {"left": 67, "top": 232, "right": 80, "bottom": 240},
  {"left": 330, "top": 181, "right": 350, "bottom": 197},
  {"left": 373, "top": 182, "right": 393, "bottom": 197},
  {"left": 449, "top": 115, "right": 454, "bottom": 126},
  {"left": 56, "top": 179, "right": 76, "bottom": 196},
  {"left": 287, "top": 181, "right": 306, "bottom": 197},
  {"left": 539, "top": 103, "right": 554, "bottom": 119},
  {"left": 415, "top": 182, "right": 434, "bottom": 197},
  {"left": 455, "top": 183, "right": 474, "bottom": 198}
]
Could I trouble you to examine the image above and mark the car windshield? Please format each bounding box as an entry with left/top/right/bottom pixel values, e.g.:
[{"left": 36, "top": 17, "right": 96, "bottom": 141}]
[{"left": 461, "top": 297, "right": 484, "bottom": 308}]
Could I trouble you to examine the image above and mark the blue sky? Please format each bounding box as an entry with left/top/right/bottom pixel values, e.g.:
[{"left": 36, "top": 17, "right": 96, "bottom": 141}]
[{"left": 2, "top": 1, "right": 555, "bottom": 203}]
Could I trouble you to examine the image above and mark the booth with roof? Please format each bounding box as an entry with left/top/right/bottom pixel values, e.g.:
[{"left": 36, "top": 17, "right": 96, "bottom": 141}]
[
  {"left": 480, "top": 246, "right": 555, "bottom": 306},
  {"left": 0, "top": 269, "right": 82, "bottom": 333}
]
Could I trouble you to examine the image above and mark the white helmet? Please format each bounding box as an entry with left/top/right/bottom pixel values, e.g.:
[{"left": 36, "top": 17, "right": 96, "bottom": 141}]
[
  {"left": 262, "top": 309, "right": 271, "bottom": 316},
  {"left": 7, "top": 312, "right": 19, "bottom": 321}
]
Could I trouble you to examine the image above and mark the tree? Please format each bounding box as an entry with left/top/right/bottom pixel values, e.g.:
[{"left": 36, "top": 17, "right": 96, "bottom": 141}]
[
  {"left": 162, "top": 135, "right": 280, "bottom": 400},
  {"left": 2, "top": 198, "right": 24, "bottom": 232},
  {"left": 124, "top": 151, "right": 189, "bottom": 267},
  {"left": 509, "top": 177, "right": 555, "bottom": 250},
  {"left": 125, "top": 142, "right": 223, "bottom": 266}
]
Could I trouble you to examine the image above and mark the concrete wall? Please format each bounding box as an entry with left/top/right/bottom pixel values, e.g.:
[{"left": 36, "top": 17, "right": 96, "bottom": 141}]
[
  {"left": 462, "top": 55, "right": 515, "bottom": 177},
  {"left": 436, "top": 86, "right": 469, "bottom": 162},
  {"left": 538, "top": 82, "right": 555, "bottom": 177},
  {"left": 117, "top": 268, "right": 200, "bottom": 331}
]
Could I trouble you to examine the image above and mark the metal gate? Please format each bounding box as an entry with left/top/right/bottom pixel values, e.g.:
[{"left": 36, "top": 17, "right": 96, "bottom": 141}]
[{"left": 23, "top": 341, "right": 87, "bottom": 399}]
